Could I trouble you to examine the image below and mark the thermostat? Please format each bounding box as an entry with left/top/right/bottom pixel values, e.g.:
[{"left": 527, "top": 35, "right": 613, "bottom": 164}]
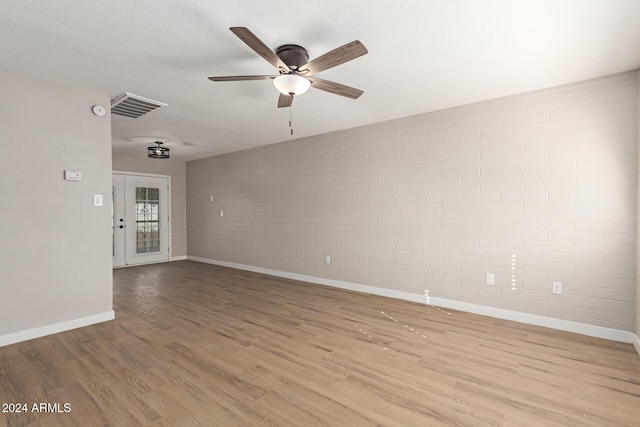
[
  {"left": 92, "top": 105, "right": 106, "bottom": 116},
  {"left": 64, "top": 170, "right": 82, "bottom": 181}
]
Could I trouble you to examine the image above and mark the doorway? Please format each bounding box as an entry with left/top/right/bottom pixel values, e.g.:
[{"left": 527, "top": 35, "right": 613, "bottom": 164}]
[{"left": 112, "top": 172, "right": 170, "bottom": 267}]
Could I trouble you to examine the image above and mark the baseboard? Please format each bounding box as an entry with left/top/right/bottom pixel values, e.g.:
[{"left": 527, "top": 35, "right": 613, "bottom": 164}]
[
  {"left": 114, "top": 256, "right": 184, "bottom": 269},
  {"left": 187, "top": 256, "right": 426, "bottom": 303},
  {"left": 0, "top": 310, "right": 115, "bottom": 347},
  {"left": 188, "top": 256, "right": 636, "bottom": 345},
  {"left": 633, "top": 333, "right": 640, "bottom": 356},
  {"left": 427, "top": 297, "right": 634, "bottom": 344}
]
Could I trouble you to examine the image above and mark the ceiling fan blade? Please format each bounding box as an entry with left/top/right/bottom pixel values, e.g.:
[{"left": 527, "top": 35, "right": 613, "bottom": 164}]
[
  {"left": 208, "top": 75, "right": 275, "bottom": 82},
  {"left": 298, "top": 40, "right": 367, "bottom": 76},
  {"left": 307, "top": 77, "right": 364, "bottom": 99},
  {"left": 277, "top": 93, "right": 294, "bottom": 108},
  {"left": 230, "top": 27, "right": 291, "bottom": 73}
]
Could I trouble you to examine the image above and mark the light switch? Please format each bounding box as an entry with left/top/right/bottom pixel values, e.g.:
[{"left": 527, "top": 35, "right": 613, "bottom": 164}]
[{"left": 93, "top": 194, "right": 103, "bottom": 206}]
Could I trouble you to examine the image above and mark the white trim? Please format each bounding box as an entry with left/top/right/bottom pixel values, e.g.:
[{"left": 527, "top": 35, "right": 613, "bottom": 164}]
[
  {"left": 171, "top": 255, "right": 187, "bottom": 261},
  {"left": 0, "top": 311, "right": 115, "bottom": 347},
  {"left": 427, "top": 297, "right": 634, "bottom": 344},
  {"left": 113, "top": 259, "right": 174, "bottom": 269},
  {"left": 633, "top": 333, "right": 640, "bottom": 356},
  {"left": 112, "top": 170, "right": 170, "bottom": 179},
  {"left": 188, "top": 256, "right": 426, "bottom": 304},
  {"left": 188, "top": 256, "right": 636, "bottom": 345}
]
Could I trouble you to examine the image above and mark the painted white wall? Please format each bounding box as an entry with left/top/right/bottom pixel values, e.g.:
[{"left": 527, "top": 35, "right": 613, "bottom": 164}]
[
  {"left": 112, "top": 154, "right": 187, "bottom": 258},
  {"left": 0, "top": 69, "right": 113, "bottom": 344},
  {"left": 636, "top": 70, "right": 640, "bottom": 354},
  {"left": 187, "top": 71, "right": 638, "bottom": 333}
]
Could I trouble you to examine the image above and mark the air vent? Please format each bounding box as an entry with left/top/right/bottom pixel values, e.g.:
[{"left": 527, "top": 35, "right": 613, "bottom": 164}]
[{"left": 110, "top": 92, "right": 168, "bottom": 119}]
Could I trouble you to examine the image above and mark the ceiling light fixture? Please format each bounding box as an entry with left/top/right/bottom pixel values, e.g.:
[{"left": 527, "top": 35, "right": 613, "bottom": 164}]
[
  {"left": 273, "top": 74, "right": 311, "bottom": 96},
  {"left": 148, "top": 141, "right": 169, "bottom": 159}
]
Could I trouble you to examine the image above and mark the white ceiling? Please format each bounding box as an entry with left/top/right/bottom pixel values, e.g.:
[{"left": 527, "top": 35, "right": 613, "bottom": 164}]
[{"left": 2, "top": 0, "right": 640, "bottom": 161}]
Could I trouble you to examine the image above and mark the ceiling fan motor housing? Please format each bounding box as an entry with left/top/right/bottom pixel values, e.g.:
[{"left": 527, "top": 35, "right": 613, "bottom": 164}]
[{"left": 275, "top": 44, "right": 309, "bottom": 70}]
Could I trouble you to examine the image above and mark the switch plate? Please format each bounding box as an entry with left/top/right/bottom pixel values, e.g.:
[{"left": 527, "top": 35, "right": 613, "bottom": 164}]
[
  {"left": 219, "top": 210, "right": 224, "bottom": 217},
  {"left": 485, "top": 273, "right": 495, "bottom": 286},
  {"left": 552, "top": 281, "right": 562, "bottom": 294},
  {"left": 325, "top": 255, "right": 331, "bottom": 264},
  {"left": 93, "top": 194, "right": 103, "bottom": 206}
]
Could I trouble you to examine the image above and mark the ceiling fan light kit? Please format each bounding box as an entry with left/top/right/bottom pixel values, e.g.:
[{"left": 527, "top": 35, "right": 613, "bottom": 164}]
[{"left": 273, "top": 74, "right": 311, "bottom": 96}]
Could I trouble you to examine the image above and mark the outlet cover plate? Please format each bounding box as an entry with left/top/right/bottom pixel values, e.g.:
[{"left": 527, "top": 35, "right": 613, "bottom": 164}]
[{"left": 485, "top": 273, "right": 495, "bottom": 286}]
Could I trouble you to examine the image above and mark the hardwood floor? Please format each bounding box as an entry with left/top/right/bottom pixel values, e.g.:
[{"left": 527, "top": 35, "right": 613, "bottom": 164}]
[{"left": 1, "top": 260, "right": 639, "bottom": 426}]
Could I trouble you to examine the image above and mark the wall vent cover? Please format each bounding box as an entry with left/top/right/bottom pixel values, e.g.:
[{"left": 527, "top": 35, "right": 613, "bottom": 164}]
[{"left": 110, "top": 92, "right": 168, "bottom": 119}]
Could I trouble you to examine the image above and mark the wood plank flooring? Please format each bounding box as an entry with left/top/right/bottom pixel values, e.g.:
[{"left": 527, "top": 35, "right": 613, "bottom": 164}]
[{"left": 1, "top": 260, "right": 640, "bottom": 426}]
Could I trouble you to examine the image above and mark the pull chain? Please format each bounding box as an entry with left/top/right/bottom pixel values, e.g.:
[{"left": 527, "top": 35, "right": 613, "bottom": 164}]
[{"left": 289, "top": 97, "right": 294, "bottom": 135}]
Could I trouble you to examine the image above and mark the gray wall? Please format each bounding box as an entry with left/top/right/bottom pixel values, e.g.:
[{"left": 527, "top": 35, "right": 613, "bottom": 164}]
[
  {"left": 0, "top": 69, "right": 113, "bottom": 336},
  {"left": 188, "top": 71, "right": 638, "bottom": 332},
  {"left": 112, "top": 154, "right": 187, "bottom": 258}
]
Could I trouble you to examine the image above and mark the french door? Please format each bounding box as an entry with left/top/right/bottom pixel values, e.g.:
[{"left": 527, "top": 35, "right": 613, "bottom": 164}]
[{"left": 112, "top": 173, "right": 170, "bottom": 267}]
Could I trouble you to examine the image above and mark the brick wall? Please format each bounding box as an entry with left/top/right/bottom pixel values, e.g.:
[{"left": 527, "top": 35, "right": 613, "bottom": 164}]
[{"left": 187, "top": 71, "right": 638, "bottom": 331}]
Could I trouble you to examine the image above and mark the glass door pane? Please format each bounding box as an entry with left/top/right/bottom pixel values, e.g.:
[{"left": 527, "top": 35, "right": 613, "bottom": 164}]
[{"left": 135, "top": 187, "right": 161, "bottom": 254}]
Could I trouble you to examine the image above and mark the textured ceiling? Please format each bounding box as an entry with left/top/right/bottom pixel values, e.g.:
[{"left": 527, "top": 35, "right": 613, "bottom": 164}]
[{"left": 2, "top": 0, "right": 640, "bottom": 161}]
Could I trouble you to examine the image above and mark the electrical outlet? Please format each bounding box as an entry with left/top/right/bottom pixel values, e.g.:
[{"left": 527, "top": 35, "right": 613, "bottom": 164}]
[
  {"left": 219, "top": 210, "right": 224, "bottom": 217},
  {"left": 325, "top": 255, "right": 331, "bottom": 264},
  {"left": 485, "top": 273, "right": 495, "bottom": 286},
  {"left": 552, "top": 281, "right": 562, "bottom": 295}
]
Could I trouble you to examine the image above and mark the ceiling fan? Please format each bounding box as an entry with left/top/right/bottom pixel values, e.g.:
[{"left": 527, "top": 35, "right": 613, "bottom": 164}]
[{"left": 208, "top": 27, "right": 368, "bottom": 108}]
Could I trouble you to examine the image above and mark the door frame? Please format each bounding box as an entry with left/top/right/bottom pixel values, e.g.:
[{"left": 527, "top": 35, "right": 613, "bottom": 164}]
[
  {"left": 112, "top": 171, "right": 172, "bottom": 268},
  {"left": 112, "top": 174, "right": 126, "bottom": 267}
]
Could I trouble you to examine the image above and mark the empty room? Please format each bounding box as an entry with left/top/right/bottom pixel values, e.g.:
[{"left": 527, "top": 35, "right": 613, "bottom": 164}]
[{"left": 1, "top": 1, "right": 640, "bottom": 426}]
